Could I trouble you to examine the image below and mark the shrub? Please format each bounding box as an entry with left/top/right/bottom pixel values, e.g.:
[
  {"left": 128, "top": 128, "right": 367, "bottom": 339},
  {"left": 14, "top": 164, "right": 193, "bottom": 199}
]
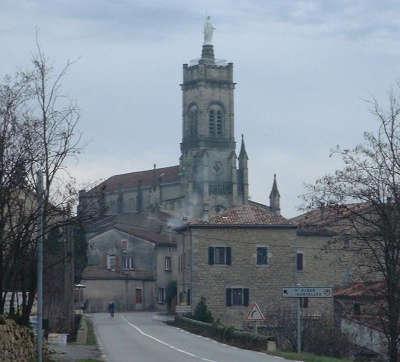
[
  {"left": 193, "top": 297, "right": 213, "bottom": 323},
  {"left": 165, "top": 281, "right": 177, "bottom": 313}
]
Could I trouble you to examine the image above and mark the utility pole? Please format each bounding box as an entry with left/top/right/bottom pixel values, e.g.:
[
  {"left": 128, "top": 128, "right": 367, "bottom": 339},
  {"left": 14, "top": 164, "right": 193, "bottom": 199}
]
[
  {"left": 297, "top": 297, "right": 302, "bottom": 353},
  {"left": 36, "top": 170, "right": 43, "bottom": 362}
]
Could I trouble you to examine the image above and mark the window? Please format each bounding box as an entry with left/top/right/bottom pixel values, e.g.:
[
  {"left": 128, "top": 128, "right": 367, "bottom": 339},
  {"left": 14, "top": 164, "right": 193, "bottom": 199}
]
[
  {"left": 226, "top": 288, "right": 249, "bottom": 306},
  {"left": 122, "top": 256, "right": 134, "bottom": 270},
  {"left": 208, "top": 105, "right": 224, "bottom": 137},
  {"left": 296, "top": 252, "right": 304, "bottom": 271},
  {"left": 136, "top": 289, "right": 143, "bottom": 304},
  {"left": 301, "top": 297, "right": 309, "bottom": 308},
  {"left": 256, "top": 247, "right": 268, "bottom": 265},
  {"left": 188, "top": 105, "right": 198, "bottom": 136},
  {"left": 187, "top": 289, "right": 191, "bottom": 306},
  {"left": 208, "top": 247, "right": 231, "bottom": 265},
  {"left": 209, "top": 109, "right": 216, "bottom": 136},
  {"left": 158, "top": 288, "right": 165, "bottom": 304},
  {"left": 106, "top": 255, "right": 116, "bottom": 271},
  {"left": 165, "top": 256, "right": 172, "bottom": 271},
  {"left": 121, "top": 239, "right": 128, "bottom": 252},
  {"left": 216, "top": 110, "right": 223, "bottom": 136},
  {"left": 343, "top": 237, "right": 352, "bottom": 249}
]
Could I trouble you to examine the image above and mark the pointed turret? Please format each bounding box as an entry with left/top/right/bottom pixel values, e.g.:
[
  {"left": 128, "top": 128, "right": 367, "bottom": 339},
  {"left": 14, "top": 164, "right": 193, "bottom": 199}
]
[
  {"left": 238, "top": 134, "right": 248, "bottom": 161},
  {"left": 238, "top": 134, "right": 249, "bottom": 204},
  {"left": 269, "top": 174, "right": 280, "bottom": 215}
]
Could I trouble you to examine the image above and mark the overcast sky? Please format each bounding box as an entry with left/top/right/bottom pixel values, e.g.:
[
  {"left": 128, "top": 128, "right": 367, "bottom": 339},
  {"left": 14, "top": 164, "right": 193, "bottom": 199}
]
[{"left": 2, "top": 0, "right": 400, "bottom": 217}]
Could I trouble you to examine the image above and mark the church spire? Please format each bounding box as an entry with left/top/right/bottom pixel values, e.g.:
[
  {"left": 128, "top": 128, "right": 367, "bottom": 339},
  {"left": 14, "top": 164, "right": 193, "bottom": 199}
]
[
  {"left": 269, "top": 174, "right": 281, "bottom": 215},
  {"left": 238, "top": 134, "right": 248, "bottom": 160}
]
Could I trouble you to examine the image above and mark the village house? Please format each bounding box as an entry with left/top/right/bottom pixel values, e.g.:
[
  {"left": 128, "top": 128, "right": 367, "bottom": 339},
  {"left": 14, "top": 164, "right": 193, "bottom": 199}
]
[{"left": 81, "top": 211, "right": 178, "bottom": 312}]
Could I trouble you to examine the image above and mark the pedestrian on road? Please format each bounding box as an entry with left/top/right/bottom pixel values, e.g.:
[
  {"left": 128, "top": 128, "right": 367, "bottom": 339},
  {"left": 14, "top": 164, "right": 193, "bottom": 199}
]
[{"left": 108, "top": 301, "right": 115, "bottom": 318}]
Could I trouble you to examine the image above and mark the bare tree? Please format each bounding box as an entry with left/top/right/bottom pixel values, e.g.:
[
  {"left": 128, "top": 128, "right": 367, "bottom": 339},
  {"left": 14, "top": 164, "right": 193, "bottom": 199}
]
[
  {"left": 303, "top": 86, "right": 400, "bottom": 362},
  {"left": 0, "top": 40, "right": 82, "bottom": 324}
]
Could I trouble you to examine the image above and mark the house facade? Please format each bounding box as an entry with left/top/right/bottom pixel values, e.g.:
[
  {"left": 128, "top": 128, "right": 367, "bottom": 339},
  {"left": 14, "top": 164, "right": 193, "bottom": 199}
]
[{"left": 81, "top": 217, "right": 177, "bottom": 312}]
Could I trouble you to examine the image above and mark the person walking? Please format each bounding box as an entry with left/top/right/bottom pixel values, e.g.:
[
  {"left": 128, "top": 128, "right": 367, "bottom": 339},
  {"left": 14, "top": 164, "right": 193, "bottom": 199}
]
[{"left": 108, "top": 301, "right": 115, "bottom": 318}]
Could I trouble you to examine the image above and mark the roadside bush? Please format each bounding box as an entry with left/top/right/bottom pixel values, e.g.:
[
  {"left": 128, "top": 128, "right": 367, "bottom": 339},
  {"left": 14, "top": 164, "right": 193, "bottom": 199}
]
[
  {"left": 171, "top": 316, "right": 270, "bottom": 351},
  {"left": 165, "top": 281, "right": 177, "bottom": 313},
  {"left": 193, "top": 296, "right": 213, "bottom": 323},
  {"left": 302, "top": 318, "right": 352, "bottom": 358}
]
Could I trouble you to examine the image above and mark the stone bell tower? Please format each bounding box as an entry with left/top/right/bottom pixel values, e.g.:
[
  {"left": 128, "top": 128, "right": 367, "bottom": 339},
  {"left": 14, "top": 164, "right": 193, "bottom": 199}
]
[{"left": 179, "top": 17, "right": 247, "bottom": 219}]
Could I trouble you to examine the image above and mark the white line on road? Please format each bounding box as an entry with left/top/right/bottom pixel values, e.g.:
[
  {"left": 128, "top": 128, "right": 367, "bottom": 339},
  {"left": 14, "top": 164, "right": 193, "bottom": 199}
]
[{"left": 122, "top": 316, "right": 217, "bottom": 362}]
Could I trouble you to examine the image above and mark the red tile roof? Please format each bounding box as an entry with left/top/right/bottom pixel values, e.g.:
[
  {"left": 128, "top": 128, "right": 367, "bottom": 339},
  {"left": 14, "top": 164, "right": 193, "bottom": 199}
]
[
  {"left": 190, "top": 204, "right": 293, "bottom": 226},
  {"left": 94, "top": 165, "right": 180, "bottom": 193},
  {"left": 291, "top": 203, "right": 368, "bottom": 235},
  {"left": 114, "top": 223, "right": 176, "bottom": 246},
  {"left": 334, "top": 281, "right": 385, "bottom": 298}
]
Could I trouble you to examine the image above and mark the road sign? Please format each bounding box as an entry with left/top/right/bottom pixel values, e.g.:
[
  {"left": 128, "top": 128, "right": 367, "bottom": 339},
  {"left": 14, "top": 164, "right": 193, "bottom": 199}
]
[
  {"left": 246, "top": 303, "right": 265, "bottom": 321},
  {"left": 282, "top": 287, "right": 332, "bottom": 298}
]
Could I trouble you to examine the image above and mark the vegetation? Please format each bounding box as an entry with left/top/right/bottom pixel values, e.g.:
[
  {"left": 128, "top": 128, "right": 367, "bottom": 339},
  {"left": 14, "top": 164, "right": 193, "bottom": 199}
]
[
  {"left": 165, "top": 280, "right": 177, "bottom": 313},
  {"left": 0, "top": 37, "right": 82, "bottom": 325},
  {"left": 303, "top": 86, "right": 400, "bottom": 361},
  {"left": 193, "top": 296, "right": 213, "bottom": 323},
  {"left": 86, "top": 318, "right": 97, "bottom": 346},
  {"left": 274, "top": 351, "right": 352, "bottom": 362}
]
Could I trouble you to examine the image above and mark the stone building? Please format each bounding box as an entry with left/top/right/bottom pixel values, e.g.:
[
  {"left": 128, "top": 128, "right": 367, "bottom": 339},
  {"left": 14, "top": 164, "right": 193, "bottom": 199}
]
[
  {"left": 174, "top": 201, "right": 358, "bottom": 327},
  {"left": 81, "top": 212, "right": 177, "bottom": 312},
  {"left": 78, "top": 19, "right": 356, "bottom": 319},
  {"left": 78, "top": 22, "right": 251, "bottom": 221}
]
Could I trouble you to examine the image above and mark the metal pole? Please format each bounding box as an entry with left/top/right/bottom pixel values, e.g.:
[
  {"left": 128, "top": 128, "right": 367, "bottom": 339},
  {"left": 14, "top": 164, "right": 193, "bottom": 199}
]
[
  {"left": 297, "top": 297, "right": 301, "bottom": 354},
  {"left": 36, "top": 170, "right": 43, "bottom": 362}
]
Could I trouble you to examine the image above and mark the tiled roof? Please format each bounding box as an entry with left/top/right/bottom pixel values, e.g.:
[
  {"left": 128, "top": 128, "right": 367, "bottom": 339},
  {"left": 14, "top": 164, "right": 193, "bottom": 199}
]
[
  {"left": 93, "top": 165, "right": 180, "bottom": 193},
  {"left": 81, "top": 266, "right": 154, "bottom": 281},
  {"left": 334, "top": 281, "right": 384, "bottom": 298},
  {"left": 291, "top": 203, "right": 368, "bottom": 235},
  {"left": 190, "top": 203, "right": 293, "bottom": 226},
  {"left": 114, "top": 223, "right": 176, "bottom": 246}
]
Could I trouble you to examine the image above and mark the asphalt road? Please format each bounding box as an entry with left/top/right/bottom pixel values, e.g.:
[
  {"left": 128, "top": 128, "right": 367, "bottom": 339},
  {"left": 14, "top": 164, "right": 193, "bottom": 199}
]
[{"left": 91, "top": 312, "right": 294, "bottom": 362}]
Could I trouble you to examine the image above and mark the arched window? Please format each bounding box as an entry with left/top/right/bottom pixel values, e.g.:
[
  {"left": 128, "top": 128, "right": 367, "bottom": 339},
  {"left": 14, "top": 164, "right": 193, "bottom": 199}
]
[
  {"left": 188, "top": 105, "right": 198, "bottom": 137},
  {"left": 209, "top": 105, "right": 224, "bottom": 137}
]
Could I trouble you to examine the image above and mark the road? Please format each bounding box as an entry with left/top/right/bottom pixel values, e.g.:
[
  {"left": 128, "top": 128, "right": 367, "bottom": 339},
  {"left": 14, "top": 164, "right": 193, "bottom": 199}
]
[{"left": 91, "top": 312, "right": 293, "bottom": 362}]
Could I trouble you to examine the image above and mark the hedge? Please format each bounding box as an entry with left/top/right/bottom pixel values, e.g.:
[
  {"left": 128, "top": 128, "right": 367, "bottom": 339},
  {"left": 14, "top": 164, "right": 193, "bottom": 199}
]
[{"left": 174, "top": 315, "right": 272, "bottom": 351}]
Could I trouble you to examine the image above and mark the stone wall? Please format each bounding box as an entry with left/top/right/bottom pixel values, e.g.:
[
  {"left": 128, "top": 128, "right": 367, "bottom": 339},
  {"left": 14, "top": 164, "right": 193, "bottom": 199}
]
[
  {"left": 0, "top": 317, "right": 35, "bottom": 361},
  {"left": 183, "top": 227, "right": 300, "bottom": 326},
  {"left": 178, "top": 226, "right": 355, "bottom": 327}
]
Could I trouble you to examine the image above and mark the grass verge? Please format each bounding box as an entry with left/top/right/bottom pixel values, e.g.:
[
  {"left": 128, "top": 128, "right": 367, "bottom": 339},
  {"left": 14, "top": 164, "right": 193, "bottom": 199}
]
[
  {"left": 273, "top": 351, "right": 353, "bottom": 362},
  {"left": 85, "top": 317, "right": 97, "bottom": 346}
]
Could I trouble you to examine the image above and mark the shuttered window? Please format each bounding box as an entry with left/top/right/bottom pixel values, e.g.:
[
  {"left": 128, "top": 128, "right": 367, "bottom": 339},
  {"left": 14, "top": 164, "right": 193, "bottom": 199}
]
[
  {"left": 256, "top": 247, "right": 268, "bottom": 265},
  {"left": 208, "top": 247, "right": 231, "bottom": 265},
  {"left": 296, "top": 252, "right": 304, "bottom": 271},
  {"left": 226, "top": 288, "right": 249, "bottom": 306}
]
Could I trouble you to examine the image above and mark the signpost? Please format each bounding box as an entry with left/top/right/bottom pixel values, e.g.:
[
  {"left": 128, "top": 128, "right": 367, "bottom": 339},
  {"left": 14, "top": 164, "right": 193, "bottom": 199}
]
[
  {"left": 246, "top": 303, "right": 265, "bottom": 334},
  {"left": 283, "top": 286, "right": 332, "bottom": 353},
  {"left": 282, "top": 287, "right": 332, "bottom": 298}
]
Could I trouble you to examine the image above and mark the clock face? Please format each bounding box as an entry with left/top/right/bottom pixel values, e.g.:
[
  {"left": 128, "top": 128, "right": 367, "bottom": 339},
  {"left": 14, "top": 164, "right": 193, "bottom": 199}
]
[{"left": 213, "top": 161, "right": 223, "bottom": 174}]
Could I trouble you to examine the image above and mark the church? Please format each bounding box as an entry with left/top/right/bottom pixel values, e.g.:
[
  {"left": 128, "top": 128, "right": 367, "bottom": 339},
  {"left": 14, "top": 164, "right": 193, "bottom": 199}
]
[
  {"left": 78, "top": 17, "right": 281, "bottom": 221},
  {"left": 78, "top": 20, "right": 354, "bottom": 322}
]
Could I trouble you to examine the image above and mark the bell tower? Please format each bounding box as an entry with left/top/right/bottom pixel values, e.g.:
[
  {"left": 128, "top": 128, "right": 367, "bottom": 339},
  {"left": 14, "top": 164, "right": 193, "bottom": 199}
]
[{"left": 180, "top": 17, "right": 245, "bottom": 218}]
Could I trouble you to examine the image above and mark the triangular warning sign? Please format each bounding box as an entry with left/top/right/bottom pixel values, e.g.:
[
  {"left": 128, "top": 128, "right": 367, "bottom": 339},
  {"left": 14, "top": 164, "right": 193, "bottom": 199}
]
[{"left": 246, "top": 303, "right": 265, "bottom": 321}]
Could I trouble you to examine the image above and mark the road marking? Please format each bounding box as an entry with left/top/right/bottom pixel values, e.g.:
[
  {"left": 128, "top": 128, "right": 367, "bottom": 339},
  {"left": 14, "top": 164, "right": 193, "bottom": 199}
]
[{"left": 122, "top": 316, "right": 217, "bottom": 362}]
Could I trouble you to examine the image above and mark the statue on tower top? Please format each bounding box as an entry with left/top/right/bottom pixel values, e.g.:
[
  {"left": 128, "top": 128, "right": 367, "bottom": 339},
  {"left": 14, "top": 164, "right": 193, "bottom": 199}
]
[{"left": 204, "top": 16, "right": 215, "bottom": 45}]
